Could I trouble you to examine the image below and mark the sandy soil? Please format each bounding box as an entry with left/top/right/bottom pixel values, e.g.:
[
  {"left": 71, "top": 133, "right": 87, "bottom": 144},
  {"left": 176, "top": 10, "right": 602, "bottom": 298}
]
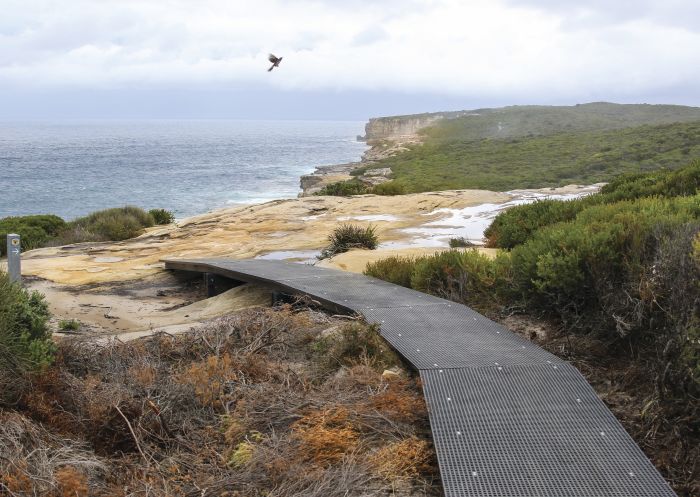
[
  {"left": 20, "top": 184, "right": 600, "bottom": 338},
  {"left": 33, "top": 273, "right": 271, "bottom": 339}
]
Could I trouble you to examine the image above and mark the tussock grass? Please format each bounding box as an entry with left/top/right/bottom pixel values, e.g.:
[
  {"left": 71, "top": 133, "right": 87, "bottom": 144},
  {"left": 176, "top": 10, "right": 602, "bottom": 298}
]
[{"left": 319, "top": 224, "right": 378, "bottom": 260}]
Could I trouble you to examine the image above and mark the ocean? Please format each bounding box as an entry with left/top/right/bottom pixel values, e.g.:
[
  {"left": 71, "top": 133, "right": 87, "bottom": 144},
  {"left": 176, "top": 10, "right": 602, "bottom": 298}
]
[{"left": 0, "top": 120, "right": 367, "bottom": 220}]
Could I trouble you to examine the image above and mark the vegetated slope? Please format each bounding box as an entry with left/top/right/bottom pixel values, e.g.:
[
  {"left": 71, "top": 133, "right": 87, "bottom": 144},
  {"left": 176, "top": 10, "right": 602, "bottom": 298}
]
[
  {"left": 358, "top": 102, "right": 700, "bottom": 193},
  {"left": 365, "top": 160, "right": 700, "bottom": 496},
  {"left": 0, "top": 304, "right": 441, "bottom": 496},
  {"left": 423, "top": 102, "right": 700, "bottom": 140}
]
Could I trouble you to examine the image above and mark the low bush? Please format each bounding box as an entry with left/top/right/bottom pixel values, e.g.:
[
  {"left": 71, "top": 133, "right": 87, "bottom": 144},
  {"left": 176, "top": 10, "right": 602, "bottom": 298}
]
[
  {"left": 58, "top": 319, "right": 80, "bottom": 331},
  {"left": 371, "top": 181, "right": 406, "bottom": 195},
  {"left": 365, "top": 250, "right": 511, "bottom": 312},
  {"left": 292, "top": 407, "right": 359, "bottom": 466},
  {"left": 410, "top": 250, "right": 512, "bottom": 308},
  {"left": 1, "top": 206, "right": 172, "bottom": 253},
  {"left": 319, "top": 223, "right": 378, "bottom": 259},
  {"left": 148, "top": 208, "right": 175, "bottom": 225},
  {"left": 69, "top": 206, "right": 155, "bottom": 242},
  {"left": 448, "top": 237, "right": 475, "bottom": 248},
  {"left": 485, "top": 198, "right": 584, "bottom": 248},
  {"left": 486, "top": 160, "right": 700, "bottom": 249},
  {"left": 0, "top": 214, "right": 66, "bottom": 255},
  {"left": 509, "top": 196, "right": 700, "bottom": 320},
  {"left": 365, "top": 255, "right": 415, "bottom": 288},
  {"left": 0, "top": 271, "right": 54, "bottom": 404},
  {"left": 315, "top": 179, "right": 370, "bottom": 196}
]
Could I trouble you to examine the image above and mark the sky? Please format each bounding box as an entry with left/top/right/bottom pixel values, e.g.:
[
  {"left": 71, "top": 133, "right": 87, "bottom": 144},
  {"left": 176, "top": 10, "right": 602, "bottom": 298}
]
[{"left": 1, "top": 0, "right": 699, "bottom": 120}]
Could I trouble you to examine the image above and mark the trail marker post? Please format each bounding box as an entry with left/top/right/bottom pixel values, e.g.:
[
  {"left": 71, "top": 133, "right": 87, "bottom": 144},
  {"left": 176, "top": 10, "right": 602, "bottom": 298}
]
[{"left": 6, "top": 234, "right": 21, "bottom": 283}]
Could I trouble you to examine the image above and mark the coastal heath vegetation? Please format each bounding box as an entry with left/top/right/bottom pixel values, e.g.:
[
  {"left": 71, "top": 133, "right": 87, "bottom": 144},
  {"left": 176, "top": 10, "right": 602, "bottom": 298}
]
[
  {"left": 0, "top": 206, "right": 175, "bottom": 254},
  {"left": 0, "top": 305, "right": 440, "bottom": 496},
  {"left": 485, "top": 159, "right": 700, "bottom": 248}
]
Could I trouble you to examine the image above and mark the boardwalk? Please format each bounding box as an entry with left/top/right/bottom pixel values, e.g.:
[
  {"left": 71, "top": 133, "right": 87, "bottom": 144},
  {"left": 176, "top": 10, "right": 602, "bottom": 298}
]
[{"left": 164, "top": 258, "right": 676, "bottom": 497}]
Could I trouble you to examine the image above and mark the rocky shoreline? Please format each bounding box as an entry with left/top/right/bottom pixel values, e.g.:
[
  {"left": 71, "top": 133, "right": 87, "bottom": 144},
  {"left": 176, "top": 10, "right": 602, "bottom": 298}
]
[{"left": 299, "top": 111, "right": 458, "bottom": 195}]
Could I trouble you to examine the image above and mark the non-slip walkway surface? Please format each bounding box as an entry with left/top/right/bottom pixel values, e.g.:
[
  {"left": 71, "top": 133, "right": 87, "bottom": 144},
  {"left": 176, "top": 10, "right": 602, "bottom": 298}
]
[{"left": 164, "top": 258, "right": 677, "bottom": 497}]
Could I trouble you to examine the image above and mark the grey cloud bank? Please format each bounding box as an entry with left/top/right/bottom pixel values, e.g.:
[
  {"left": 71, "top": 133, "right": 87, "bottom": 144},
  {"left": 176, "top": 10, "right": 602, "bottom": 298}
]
[{"left": 1, "top": 0, "right": 698, "bottom": 119}]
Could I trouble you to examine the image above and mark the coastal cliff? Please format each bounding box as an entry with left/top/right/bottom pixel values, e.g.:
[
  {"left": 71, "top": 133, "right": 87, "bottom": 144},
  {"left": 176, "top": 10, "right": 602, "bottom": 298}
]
[
  {"left": 362, "top": 111, "right": 463, "bottom": 142},
  {"left": 300, "top": 110, "right": 466, "bottom": 195}
]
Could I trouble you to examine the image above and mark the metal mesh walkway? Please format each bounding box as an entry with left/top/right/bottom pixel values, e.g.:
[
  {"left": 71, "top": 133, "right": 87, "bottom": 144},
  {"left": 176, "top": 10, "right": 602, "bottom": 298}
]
[{"left": 164, "top": 258, "right": 677, "bottom": 497}]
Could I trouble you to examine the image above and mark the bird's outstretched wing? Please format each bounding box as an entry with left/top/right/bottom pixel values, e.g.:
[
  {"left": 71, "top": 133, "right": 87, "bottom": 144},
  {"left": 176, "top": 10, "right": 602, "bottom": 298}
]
[{"left": 268, "top": 54, "right": 279, "bottom": 63}]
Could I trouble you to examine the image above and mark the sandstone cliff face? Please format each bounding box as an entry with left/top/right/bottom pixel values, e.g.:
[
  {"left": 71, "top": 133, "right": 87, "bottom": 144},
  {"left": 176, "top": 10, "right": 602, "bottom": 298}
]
[
  {"left": 362, "top": 110, "right": 472, "bottom": 142},
  {"left": 363, "top": 114, "right": 444, "bottom": 142}
]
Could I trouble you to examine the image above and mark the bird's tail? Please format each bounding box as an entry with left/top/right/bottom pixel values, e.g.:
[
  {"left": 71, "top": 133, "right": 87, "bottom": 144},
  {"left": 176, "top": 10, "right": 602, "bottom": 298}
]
[{"left": 268, "top": 65, "right": 274, "bottom": 72}]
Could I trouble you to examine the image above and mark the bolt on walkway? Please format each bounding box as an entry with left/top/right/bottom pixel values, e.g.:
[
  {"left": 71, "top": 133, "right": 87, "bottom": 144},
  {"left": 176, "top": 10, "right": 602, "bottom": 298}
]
[{"left": 164, "top": 258, "right": 677, "bottom": 497}]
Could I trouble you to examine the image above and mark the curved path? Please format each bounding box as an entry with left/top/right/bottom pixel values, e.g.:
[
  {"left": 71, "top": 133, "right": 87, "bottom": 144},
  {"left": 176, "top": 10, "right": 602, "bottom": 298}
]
[{"left": 164, "top": 258, "right": 676, "bottom": 497}]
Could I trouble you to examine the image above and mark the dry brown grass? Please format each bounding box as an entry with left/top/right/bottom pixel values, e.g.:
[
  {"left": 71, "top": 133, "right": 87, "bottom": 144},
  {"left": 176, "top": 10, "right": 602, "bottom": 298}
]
[
  {"left": 370, "top": 437, "right": 434, "bottom": 481},
  {"left": 370, "top": 380, "right": 427, "bottom": 424},
  {"left": 292, "top": 407, "right": 360, "bottom": 466},
  {"left": 0, "top": 306, "right": 441, "bottom": 497}
]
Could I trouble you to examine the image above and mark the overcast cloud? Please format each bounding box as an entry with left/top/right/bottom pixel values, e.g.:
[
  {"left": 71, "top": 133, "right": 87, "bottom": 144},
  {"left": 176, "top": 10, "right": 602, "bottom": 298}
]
[{"left": 1, "top": 0, "right": 698, "bottom": 119}]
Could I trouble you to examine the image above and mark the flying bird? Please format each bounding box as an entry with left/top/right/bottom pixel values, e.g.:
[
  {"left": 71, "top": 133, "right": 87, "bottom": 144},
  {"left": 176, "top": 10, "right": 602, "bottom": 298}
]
[{"left": 268, "top": 54, "right": 283, "bottom": 72}]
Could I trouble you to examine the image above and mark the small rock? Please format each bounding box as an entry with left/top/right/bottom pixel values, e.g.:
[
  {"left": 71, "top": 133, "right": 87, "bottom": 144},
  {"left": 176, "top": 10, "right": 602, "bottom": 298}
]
[{"left": 382, "top": 367, "right": 402, "bottom": 380}]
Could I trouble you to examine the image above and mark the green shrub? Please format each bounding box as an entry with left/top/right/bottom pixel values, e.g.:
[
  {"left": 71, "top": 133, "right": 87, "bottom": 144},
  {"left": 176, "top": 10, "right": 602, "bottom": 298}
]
[
  {"left": 599, "top": 159, "right": 700, "bottom": 201},
  {"left": 58, "top": 319, "right": 80, "bottom": 331},
  {"left": 485, "top": 198, "right": 585, "bottom": 248},
  {"left": 69, "top": 206, "right": 155, "bottom": 242},
  {"left": 365, "top": 250, "right": 511, "bottom": 312},
  {"left": 148, "top": 209, "right": 175, "bottom": 226},
  {"left": 410, "top": 250, "right": 512, "bottom": 308},
  {"left": 371, "top": 181, "right": 406, "bottom": 196},
  {"left": 0, "top": 214, "right": 66, "bottom": 255},
  {"left": 486, "top": 160, "right": 700, "bottom": 249},
  {"left": 509, "top": 195, "right": 700, "bottom": 331},
  {"left": 315, "top": 179, "right": 370, "bottom": 196},
  {"left": 448, "top": 237, "right": 475, "bottom": 248},
  {"left": 0, "top": 207, "right": 161, "bottom": 253},
  {"left": 319, "top": 224, "right": 378, "bottom": 260},
  {"left": 0, "top": 271, "right": 54, "bottom": 404},
  {"left": 149, "top": 208, "right": 175, "bottom": 225},
  {"left": 365, "top": 256, "right": 415, "bottom": 288}
]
